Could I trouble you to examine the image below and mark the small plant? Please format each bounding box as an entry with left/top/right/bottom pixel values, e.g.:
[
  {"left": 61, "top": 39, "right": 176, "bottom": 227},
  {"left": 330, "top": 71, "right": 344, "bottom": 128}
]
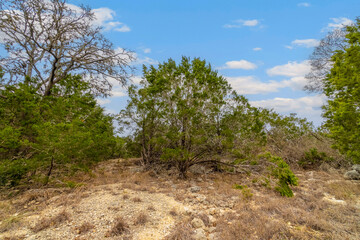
[
  {"left": 299, "top": 148, "right": 333, "bottom": 169},
  {"left": 260, "top": 153, "right": 298, "bottom": 197},
  {"left": 233, "top": 184, "right": 253, "bottom": 200},
  {"left": 147, "top": 205, "right": 156, "bottom": 211},
  {"left": 106, "top": 217, "right": 128, "bottom": 237},
  {"left": 32, "top": 210, "right": 70, "bottom": 232},
  {"left": 64, "top": 180, "right": 84, "bottom": 189},
  {"left": 76, "top": 222, "right": 94, "bottom": 234},
  {"left": 169, "top": 208, "right": 178, "bottom": 216},
  {"left": 132, "top": 197, "right": 142, "bottom": 202},
  {"left": 134, "top": 212, "right": 148, "bottom": 225}
]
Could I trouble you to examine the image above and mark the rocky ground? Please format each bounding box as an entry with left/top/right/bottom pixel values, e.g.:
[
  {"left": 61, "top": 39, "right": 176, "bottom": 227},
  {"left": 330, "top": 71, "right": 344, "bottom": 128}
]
[{"left": 0, "top": 159, "right": 360, "bottom": 240}]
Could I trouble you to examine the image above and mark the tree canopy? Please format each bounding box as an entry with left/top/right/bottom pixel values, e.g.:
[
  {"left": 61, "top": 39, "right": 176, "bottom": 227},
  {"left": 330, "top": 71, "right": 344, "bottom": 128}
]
[
  {"left": 322, "top": 18, "right": 360, "bottom": 163},
  {"left": 0, "top": 0, "right": 133, "bottom": 97}
]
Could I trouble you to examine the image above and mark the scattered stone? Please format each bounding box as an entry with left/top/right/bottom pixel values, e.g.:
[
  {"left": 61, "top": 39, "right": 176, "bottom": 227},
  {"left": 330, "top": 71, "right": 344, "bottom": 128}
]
[
  {"left": 193, "top": 228, "right": 207, "bottom": 240},
  {"left": 190, "top": 186, "right": 201, "bottom": 193},
  {"left": 352, "top": 165, "right": 360, "bottom": 173},
  {"left": 208, "top": 208, "right": 218, "bottom": 215},
  {"left": 191, "top": 217, "right": 205, "bottom": 229},
  {"left": 208, "top": 233, "right": 217, "bottom": 240},
  {"left": 208, "top": 226, "right": 216, "bottom": 233},
  {"left": 208, "top": 215, "right": 216, "bottom": 224},
  {"left": 344, "top": 170, "right": 360, "bottom": 180}
]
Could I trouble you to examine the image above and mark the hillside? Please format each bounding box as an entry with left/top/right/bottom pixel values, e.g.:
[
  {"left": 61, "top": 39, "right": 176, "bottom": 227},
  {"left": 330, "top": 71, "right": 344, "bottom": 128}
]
[{"left": 1, "top": 159, "right": 359, "bottom": 240}]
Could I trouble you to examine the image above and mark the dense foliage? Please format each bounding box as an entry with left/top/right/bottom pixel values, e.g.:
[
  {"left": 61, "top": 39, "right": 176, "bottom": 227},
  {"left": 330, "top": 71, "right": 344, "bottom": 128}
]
[
  {"left": 0, "top": 75, "right": 116, "bottom": 186},
  {"left": 120, "top": 57, "right": 267, "bottom": 178},
  {"left": 323, "top": 18, "right": 360, "bottom": 163}
]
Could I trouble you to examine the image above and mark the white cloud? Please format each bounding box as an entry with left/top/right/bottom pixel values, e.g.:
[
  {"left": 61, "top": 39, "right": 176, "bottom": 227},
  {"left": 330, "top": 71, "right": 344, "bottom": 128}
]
[
  {"left": 226, "top": 76, "right": 283, "bottom": 94},
  {"left": 91, "top": 7, "right": 130, "bottom": 32},
  {"left": 250, "top": 95, "right": 326, "bottom": 124},
  {"left": 219, "top": 60, "right": 257, "bottom": 70},
  {"left": 326, "top": 17, "right": 353, "bottom": 30},
  {"left": 143, "top": 48, "right": 151, "bottom": 54},
  {"left": 130, "top": 76, "right": 143, "bottom": 84},
  {"left": 115, "top": 25, "right": 131, "bottom": 32},
  {"left": 226, "top": 75, "right": 308, "bottom": 95},
  {"left": 267, "top": 60, "right": 311, "bottom": 77},
  {"left": 97, "top": 98, "right": 111, "bottom": 105},
  {"left": 253, "top": 47, "right": 262, "bottom": 51},
  {"left": 111, "top": 89, "right": 127, "bottom": 97},
  {"left": 287, "top": 39, "right": 320, "bottom": 49},
  {"left": 224, "top": 19, "right": 260, "bottom": 28},
  {"left": 297, "top": 2, "right": 310, "bottom": 7}
]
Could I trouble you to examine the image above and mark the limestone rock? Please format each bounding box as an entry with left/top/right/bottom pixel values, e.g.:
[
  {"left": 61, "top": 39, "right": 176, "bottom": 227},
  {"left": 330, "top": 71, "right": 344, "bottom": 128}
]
[
  {"left": 191, "top": 217, "right": 205, "bottom": 229},
  {"left": 352, "top": 164, "right": 360, "bottom": 173},
  {"left": 189, "top": 186, "right": 201, "bottom": 193},
  {"left": 344, "top": 170, "right": 360, "bottom": 180},
  {"left": 193, "top": 228, "right": 207, "bottom": 240}
]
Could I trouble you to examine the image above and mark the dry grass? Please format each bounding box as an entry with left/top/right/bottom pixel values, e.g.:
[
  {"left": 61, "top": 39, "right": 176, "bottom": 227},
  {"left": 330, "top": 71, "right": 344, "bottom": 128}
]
[
  {"left": 75, "top": 222, "right": 95, "bottom": 234},
  {"left": 165, "top": 221, "right": 194, "bottom": 240},
  {"left": 0, "top": 215, "right": 23, "bottom": 233},
  {"left": 132, "top": 197, "right": 142, "bottom": 202},
  {"left": 105, "top": 217, "right": 129, "bottom": 237},
  {"left": 169, "top": 207, "right": 178, "bottom": 216},
  {"left": 123, "top": 194, "right": 130, "bottom": 200},
  {"left": 32, "top": 210, "right": 70, "bottom": 233},
  {"left": 147, "top": 205, "right": 156, "bottom": 211},
  {"left": 134, "top": 212, "right": 149, "bottom": 226},
  {"left": 325, "top": 180, "right": 360, "bottom": 201}
]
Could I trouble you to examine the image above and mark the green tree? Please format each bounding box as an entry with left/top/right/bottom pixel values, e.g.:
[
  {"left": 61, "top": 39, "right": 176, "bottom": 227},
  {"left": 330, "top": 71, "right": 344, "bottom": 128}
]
[
  {"left": 0, "top": 75, "right": 116, "bottom": 186},
  {"left": 120, "top": 57, "right": 266, "bottom": 178},
  {"left": 323, "top": 18, "right": 360, "bottom": 163}
]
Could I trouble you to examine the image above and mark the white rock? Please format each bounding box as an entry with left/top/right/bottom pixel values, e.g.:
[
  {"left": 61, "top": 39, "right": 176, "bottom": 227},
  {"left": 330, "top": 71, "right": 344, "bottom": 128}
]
[{"left": 191, "top": 217, "right": 205, "bottom": 229}]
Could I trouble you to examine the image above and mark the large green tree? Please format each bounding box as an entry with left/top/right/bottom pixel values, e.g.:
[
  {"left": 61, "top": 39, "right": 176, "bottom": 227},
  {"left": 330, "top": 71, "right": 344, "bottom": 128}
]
[
  {"left": 0, "top": 75, "right": 116, "bottom": 186},
  {"left": 120, "top": 57, "right": 266, "bottom": 178},
  {"left": 323, "top": 18, "right": 360, "bottom": 163}
]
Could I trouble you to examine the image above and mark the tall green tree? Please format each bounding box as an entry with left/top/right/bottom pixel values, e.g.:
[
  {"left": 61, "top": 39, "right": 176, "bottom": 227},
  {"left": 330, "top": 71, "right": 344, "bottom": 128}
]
[
  {"left": 120, "top": 57, "right": 266, "bottom": 177},
  {"left": 323, "top": 17, "right": 360, "bottom": 163}
]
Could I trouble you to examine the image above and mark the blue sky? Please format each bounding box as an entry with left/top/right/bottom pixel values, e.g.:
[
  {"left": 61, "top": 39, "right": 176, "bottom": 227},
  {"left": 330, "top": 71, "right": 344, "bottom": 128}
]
[{"left": 71, "top": 0, "right": 360, "bottom": 126}]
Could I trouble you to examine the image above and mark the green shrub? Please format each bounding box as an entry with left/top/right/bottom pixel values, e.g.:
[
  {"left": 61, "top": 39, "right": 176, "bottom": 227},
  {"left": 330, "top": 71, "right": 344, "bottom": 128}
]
[
  {"left": 260, "top": 153, "right": 298, "bottom": 197},
  {"left": 299, "top": 148, "right": 333, "bottom": 169}
]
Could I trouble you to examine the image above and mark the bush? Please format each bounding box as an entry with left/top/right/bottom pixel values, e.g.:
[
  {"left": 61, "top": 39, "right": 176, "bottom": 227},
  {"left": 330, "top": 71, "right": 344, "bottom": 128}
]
[
  {"left": 299, "top": 148, "right": 333, "bottom": 169},
  {"left": 260, "top": 153, "right": 298, "bottom": 197},
  {"left": 0, "top": 75, "right": 116, "bottom": 186}
]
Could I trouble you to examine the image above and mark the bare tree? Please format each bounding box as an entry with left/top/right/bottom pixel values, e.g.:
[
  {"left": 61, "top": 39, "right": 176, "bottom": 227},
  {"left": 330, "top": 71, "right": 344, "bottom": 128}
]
[
  {"left": 304, "top": 28, "right": 347, "bottom": 93},
  {"left": 0, "top": 0, "right": 134, "bottom": 96}
]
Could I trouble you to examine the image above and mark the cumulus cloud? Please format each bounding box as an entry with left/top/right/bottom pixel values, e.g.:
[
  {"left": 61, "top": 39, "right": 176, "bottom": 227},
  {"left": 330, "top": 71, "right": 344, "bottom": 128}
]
[
  {"left": 97, "top": 98, "right": 111, "bottom": 105},
  {"left": 130, "top": 76, "right": 143, "bottom": 84},
  {"left": 286, "top": 39, "right": 320, "bottom": 49},
  {"left": 219, "top": 60, "right": 257, "bottom": 70},
  {"left": 224, "top": 19, "right": 260, "bottom": 28},
  {"left": 297, "top": 2, "right": 310, "bottom": 7},
  {"left": 250, "top": 95, "right": 326, "bottom": 124},
  {"left": 326, "top": 17, "right": 353, "bottom": 30},
  {"left": 226, "top": 76, "right": 283, "bottom": 94},
  {"left": 266, "top": 60, "right": 311, "bottom": 77},
  {"left": 227, "top": 75, "right": 308, "bottom": 95},
  {"left": 91, "top": 7, "right": 130, "bottom": 32},
  {"left": 143, "top": 48, "right": 151, "bottom": 54},
  {"left": 253, "top": 47, "right": 262, "bottom": 51}
]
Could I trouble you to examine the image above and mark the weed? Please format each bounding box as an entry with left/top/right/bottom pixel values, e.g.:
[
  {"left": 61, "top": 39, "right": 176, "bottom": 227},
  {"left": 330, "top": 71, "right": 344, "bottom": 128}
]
[
  {"left": 169, "top": 208, "right": 178, "bottom": 216},
  {"left": 75, "top": 222, "right": 94, "bottom": 234},
  {"left": 147, "top": 205, "right": 156, "bottom": 211},
  {"left": 32, "top": 210, "right": 70, "bottom": 233},
  {"left": 165, "top": 221, "right": 194, "bottom": 240},
  {"left": 132, "top": 197, "right": 142, "bottom": 202},
  {"left": 134, "top": 212, "right": 148, "bottom": 225},
  {"left": 105, "top": 217, "right": 128, "bottom": 237}
]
